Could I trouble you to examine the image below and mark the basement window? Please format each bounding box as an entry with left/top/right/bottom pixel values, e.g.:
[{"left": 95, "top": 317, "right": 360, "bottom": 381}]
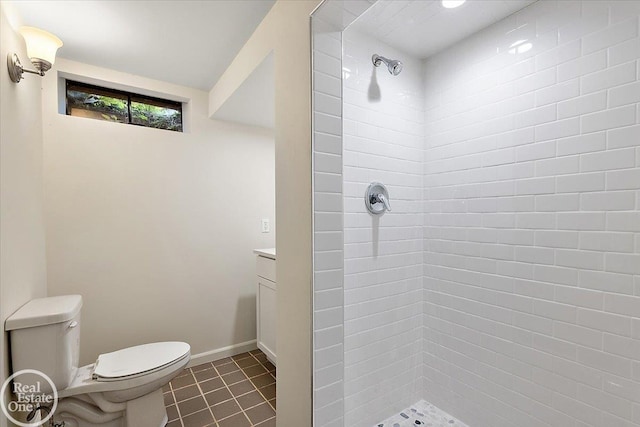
[{"left": 65, "top": 80, "right": 183, "bottom": 132}]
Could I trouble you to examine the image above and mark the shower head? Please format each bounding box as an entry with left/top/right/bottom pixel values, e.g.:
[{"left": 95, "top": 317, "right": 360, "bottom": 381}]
[{"left": 372, "top": 54, "right": 403, "bottom": 76}]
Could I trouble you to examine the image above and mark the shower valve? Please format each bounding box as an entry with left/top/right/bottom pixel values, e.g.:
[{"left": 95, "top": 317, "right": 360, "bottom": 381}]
[
  {"left": 371, "top": 193, "right": 391, "bottom": 211},
  {"left": 365, "top": 182, "right": 392, "bottom": 215}
]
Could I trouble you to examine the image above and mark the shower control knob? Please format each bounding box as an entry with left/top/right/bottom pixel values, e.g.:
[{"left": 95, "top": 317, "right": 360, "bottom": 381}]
[
  {"left": 365, "top": 182, "right": 392, "bottom": 215},
  {"left": 371, "top": 193, "right": 391, "bottom": 211}
]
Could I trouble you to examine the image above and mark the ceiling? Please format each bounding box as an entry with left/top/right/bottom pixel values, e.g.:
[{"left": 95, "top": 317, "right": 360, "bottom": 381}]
[
  {"left": 352, "top": 0, "right": 536, "bottom": 59},
  {"left": 8, "top": 0, "right": 276, "bottom": 91}
]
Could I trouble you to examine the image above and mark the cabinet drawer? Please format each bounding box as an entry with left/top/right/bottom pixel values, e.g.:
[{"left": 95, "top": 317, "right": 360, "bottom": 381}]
[{"left": 256, "top": 255, "right": 276, "bottom": 282}]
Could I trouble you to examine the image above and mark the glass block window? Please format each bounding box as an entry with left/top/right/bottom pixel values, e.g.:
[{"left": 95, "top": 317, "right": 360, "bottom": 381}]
[{"left": 66, "top": 80, "right": 183, "bottom": 132}]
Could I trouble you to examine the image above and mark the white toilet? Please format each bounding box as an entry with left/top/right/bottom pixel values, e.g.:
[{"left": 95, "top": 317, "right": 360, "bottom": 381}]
[{"left": 5, "top": 295, "right": 190, "bottom": 427}]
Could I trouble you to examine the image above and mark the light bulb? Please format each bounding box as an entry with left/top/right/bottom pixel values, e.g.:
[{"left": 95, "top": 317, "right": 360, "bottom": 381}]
[
  {"left": 442, "top": 0, "right": 466, "bottom": 8},
  {"left": 508, "top": 39, "right": 533, "bottom": 55},
  {"left": 19, "top": 26, "right": 63, "bottom": 67}
]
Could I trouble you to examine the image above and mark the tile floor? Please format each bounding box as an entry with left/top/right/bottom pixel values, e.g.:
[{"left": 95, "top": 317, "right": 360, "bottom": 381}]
[
  {"left": 375, "top": 400, "right": 468, "bottom": 427},
  {"left": 163, "top": 349, "right": 276, "bottom": 427}
]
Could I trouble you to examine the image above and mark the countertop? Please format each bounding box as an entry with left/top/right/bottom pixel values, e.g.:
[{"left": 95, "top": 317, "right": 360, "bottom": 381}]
[{"left": 253, "top": 248, "right": 276, "bottom": 260}]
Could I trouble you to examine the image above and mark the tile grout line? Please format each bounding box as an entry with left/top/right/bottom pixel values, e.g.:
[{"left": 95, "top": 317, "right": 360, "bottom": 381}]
[
  {"left": 247, "top": 353, "right": 276, "bottom": 411},
  {"left": 169, "top": 351, "right": 275, "bottom": 427},
  {"left": 252, "top": 353, "right": 276, "bottom": 406},
  {"left": 169, "top": 369, "right": 191, "bottom": 427},
  {"left": 236, "top": 353, "right": 275, "bottom": 426},
  {"left": 214, "top": 358, "right": 254, "bottom": 426},
  {"left": 192, "top": 364, "right": 218, "bottom": 426},
  {"left": 173, "top": 366, "right": 217, "bottom": 426},
  {"left": 235, "top": 353, "right": 275, "bottom": 426},
  {"left": 254, "top": 416, "right": 276, "bottom": 427}
]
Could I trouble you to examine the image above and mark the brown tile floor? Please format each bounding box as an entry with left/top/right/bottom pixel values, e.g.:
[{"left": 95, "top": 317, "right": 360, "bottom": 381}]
[{"left": 163, "top": 350, "right": 276, "bottom": 427}]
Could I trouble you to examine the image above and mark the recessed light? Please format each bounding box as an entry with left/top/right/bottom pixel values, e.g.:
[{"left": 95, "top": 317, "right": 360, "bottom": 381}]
[
  {"left": 442, "top": 0, "right": 466, "bottom": 8},
  {"left": 508, "top": 39, "right": 533, "bottom": 55}
]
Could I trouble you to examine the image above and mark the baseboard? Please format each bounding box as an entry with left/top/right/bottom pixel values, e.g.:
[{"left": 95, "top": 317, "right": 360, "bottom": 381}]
[
  {"left": 187, "top": 339, "right": 258, "bottom": 367},
  {"left": 257, "top": 342, "right": 277, "bottom": 366}
]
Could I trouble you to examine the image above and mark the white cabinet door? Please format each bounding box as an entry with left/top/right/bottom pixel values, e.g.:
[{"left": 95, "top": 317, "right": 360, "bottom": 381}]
[{"left": 257, "top": 278, "right": 277, "bottom": 364}]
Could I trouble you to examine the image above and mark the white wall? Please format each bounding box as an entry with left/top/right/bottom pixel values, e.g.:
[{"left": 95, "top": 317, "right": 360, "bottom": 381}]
[
  {"left": 423, "top": 1, "right": 640, "bottom": 426},
  {"left": 210, "top": 2, "right": 322, "bottom": 425},
  {"left": 0, "top": 3, "right": 48, "bottom": 426},
  {"left": 341, "top": 29, "right": 424, "bottom": 427},
  {"left": 41, "top": 58, "right": 275, "bottom": 366}
]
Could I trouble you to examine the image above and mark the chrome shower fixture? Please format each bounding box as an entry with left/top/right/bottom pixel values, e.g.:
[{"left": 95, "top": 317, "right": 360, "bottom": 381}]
[{"left": 372, "top": 54, "right": 403, "bottom": 75}]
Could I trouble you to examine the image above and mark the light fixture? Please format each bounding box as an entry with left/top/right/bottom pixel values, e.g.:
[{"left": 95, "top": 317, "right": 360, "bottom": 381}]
[
  {"left": 441, "top": 0, "right": 466, "bottom": 8},
  {"left": 508, "top": 39, "right": 533, "bottom": 55},
  {"left": 7, "top": 26, "right": 63, "bottom": 83}
]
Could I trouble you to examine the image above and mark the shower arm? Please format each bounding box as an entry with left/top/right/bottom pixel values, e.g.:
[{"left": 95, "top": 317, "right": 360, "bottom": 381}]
[{"left": 372, "top": 54, "right": 390, "bottom": 67}]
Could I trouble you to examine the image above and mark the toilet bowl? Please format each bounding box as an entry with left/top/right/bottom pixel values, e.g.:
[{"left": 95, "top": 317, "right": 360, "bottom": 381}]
[{"left": 5, "top": 295, "right": 190, "bottom": 427}]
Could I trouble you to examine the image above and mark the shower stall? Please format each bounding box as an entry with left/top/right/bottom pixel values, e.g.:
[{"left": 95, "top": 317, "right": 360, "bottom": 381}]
[{"left": 311, "top": 1, "right": 640, "bottom": 426}]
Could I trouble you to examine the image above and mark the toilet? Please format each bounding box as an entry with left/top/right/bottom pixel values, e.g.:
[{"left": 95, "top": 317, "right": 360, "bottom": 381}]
[{"left": 5, "top": 295, "right": 190, "bottom": 427}]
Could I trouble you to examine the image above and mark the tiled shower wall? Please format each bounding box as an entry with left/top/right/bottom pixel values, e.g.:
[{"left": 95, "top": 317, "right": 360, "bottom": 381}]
[
  {"left": 422, "top": 1, "right": 640, "bottom": 427},
  {"left": 312, "top": 15, "right": 346, "bottom": 427},
  {"left": 342, "top": 30, "right": 424, "bottom": 427},
  {"left": 312, "top": 3, "right": 375, "bottom": 427}
]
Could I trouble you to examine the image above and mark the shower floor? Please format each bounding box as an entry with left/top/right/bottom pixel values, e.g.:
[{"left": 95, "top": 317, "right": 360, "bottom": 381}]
[{"left": 374, "top": 400, "right": 468, "bottom": 427}]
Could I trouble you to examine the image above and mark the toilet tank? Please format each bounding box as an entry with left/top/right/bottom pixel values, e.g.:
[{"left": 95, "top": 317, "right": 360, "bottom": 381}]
[{"left": 5, "top": 295, "right": 82, "bottom": 393}]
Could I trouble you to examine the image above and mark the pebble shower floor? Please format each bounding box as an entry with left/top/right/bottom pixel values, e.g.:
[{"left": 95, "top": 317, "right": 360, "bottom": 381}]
[{"left": 375, "top": 400, "right": 469, "bottom": 427}]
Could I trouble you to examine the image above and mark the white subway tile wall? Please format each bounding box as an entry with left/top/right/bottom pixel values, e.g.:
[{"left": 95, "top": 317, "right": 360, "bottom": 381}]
[
  {"left": 312, "top": 16, "right": 346, "bottom": 427},
  {"left": 312, "top": 1, "right": 640, "bottom": 426},
  {"left": 342, "top": 29, "right": 425, "bottom": 427},
  {"left": 312, "top": 3, "right": 376, "bottom": 426},
  {"left": 423, "top": 1, "right": 640, "bottom": 426}
]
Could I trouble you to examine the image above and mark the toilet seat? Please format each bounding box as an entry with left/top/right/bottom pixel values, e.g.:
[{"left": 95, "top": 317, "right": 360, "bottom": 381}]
[
  {"left": 58, "top": 342, "right": 190, "bottom": 399},
  {"left": 93, "top": 342, "right": 190, "bottom": 382}
]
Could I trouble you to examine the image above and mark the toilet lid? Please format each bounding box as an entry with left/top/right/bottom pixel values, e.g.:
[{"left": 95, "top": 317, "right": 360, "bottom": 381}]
[{"left": 93, "top": 342, "right": 190, "bottom": 380}]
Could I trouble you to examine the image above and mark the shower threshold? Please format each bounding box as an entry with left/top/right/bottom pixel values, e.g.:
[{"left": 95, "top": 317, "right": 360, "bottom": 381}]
[{"left": 374, "top": 399, "right": 469, "bottom": 427}]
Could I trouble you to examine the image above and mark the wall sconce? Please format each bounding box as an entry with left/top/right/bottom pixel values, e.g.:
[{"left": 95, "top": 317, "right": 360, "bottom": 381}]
[{"left": 7, "top": 26, "right": 63, "bottom": 83}]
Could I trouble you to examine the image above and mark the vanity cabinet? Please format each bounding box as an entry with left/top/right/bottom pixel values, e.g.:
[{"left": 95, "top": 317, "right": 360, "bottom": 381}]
[{"left": 254, "top": 249, "right": 276, "bottom": 365}]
